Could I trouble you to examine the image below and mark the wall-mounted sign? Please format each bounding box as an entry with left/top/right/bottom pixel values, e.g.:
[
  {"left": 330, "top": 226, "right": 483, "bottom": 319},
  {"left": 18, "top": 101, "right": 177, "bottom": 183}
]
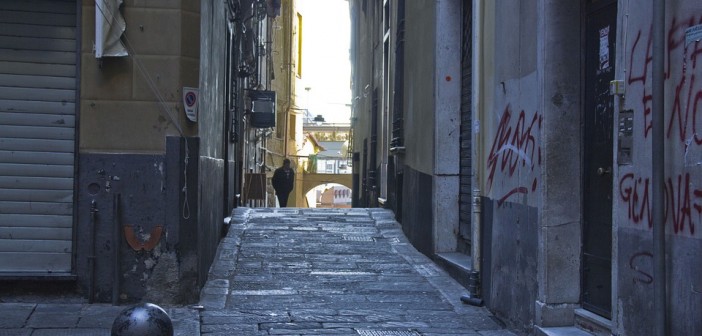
[
  {"left": 183, "top": 87, "right": 199, "bottom": 122},
  {"left": 599, "top": 26, "right": 610, "bottom": 71},
  {"left": 248, "top": 90, "right": 276, "bottom": 128},
  {"left": 686, "top": 24, "right": 702, "bottom": 47}
]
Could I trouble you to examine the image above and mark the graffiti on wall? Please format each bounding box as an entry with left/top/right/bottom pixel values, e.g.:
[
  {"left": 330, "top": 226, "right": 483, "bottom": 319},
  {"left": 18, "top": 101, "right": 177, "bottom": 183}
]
[
  {"left": 629, "top": 251, "right": 654, "bottom": 285},
  {"left": 622, "top": 14, "right": 702, "bottom": 238},
  {"left": 628, "top": 15, "right": 702, "bottom": 141},
  {"left": 486, "top": 105, "right": 542, "bottom": 206},
  {"left": 620, "top": 172, "right": 701, "bottom": 236}
]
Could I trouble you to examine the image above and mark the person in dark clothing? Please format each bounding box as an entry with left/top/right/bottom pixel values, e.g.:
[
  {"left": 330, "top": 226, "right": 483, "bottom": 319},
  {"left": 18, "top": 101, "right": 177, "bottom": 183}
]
[{"left": 272, "top": 158, "right": 295, "bottom": 207}]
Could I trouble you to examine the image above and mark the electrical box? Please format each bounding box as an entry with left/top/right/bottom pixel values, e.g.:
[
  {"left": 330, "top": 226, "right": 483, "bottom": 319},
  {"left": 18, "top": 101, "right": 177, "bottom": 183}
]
[
  {"left": 618, "top": 109, "right": 634, "bottom": 165},
  {"left": 248, "top": 90, "right": 276, "bottom": 128},
  {"left": 610, "top": 79, "right": 625, "bottom": 96}
]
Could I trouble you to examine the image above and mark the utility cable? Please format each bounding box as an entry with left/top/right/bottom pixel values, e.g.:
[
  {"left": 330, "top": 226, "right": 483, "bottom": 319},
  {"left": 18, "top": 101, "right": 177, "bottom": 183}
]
[{"left": 95, "top": 1, "right": 191, "bottom": 219}]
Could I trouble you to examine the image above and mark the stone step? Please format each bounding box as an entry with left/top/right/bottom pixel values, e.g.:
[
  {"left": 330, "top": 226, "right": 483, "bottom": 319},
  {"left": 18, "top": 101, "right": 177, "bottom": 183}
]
[
  {"left": 535, "top": 309, "right": 611, "bottom": 336},
  {"left": 574, "top": 308, "right": 612, "bottom": 336},
  {"left": 434, "top": 252, "right": 473, "bottom": 289},
  {"left": 535, "top": 326, "right": 595, "bottom": 336}
]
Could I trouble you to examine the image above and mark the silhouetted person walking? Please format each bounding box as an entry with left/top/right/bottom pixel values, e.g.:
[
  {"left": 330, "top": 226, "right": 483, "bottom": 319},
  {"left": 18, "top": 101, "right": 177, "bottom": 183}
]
[{"left": 272, "top": 158, "right": 294, "bottom": 207}]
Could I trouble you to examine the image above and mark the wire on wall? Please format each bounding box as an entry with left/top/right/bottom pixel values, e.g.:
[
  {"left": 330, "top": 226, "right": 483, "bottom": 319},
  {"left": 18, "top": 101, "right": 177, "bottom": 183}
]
[{"left": 95, "top": 3, "right": 191, "bottom": 219}]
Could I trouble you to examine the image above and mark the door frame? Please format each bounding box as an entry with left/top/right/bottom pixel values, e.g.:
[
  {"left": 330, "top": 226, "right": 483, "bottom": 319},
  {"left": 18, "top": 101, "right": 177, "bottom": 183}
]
[{"left": 581, "top": 0, "right": 617, "bottom": 319}]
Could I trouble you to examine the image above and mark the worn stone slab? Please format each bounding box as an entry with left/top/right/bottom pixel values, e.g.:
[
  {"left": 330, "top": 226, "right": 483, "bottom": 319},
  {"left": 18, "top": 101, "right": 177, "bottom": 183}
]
[
  {"left": 76, "top": 305, "right": 123, "bottom": 328},
  {"left": 26, "top": 312, "right": 80, "bottom": 328},
  {"left": 200, "top": 323, "right": 261, "bottom": 334},
  {"left": 0, "top": 329, "right": 32, "bottom": 336},
  {"left": 200, "top": 294, "right": 227, "bottom": 309},
  {"left": 289, "top": 314, "right": 365, "bottom": 323},
  {"left": 31, "top": 329, "right": 109, "bottom": 336},
  {"left": 0, "top": 304, "right": 34, "bottom": 329},
  {"left": 196, "top": 207, "right": 517, "bottom": 335}
]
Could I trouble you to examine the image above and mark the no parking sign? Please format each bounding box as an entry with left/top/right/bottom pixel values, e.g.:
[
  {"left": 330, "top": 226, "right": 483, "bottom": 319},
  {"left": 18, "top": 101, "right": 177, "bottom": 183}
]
[{"left": 183, "top": 87, "right": 199, "bottom": 122}]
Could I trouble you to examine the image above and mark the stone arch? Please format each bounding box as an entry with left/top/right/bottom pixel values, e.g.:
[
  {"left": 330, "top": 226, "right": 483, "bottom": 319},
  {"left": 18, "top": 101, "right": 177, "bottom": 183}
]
[{"left": 301, "top": 173, "right": 353, "bottom": 198}]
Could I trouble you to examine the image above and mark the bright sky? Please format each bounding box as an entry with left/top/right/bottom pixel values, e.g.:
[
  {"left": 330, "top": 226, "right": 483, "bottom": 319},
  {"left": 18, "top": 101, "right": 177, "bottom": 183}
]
[{"left": 297, "top": 0, "right": 352, "bottom": 124}]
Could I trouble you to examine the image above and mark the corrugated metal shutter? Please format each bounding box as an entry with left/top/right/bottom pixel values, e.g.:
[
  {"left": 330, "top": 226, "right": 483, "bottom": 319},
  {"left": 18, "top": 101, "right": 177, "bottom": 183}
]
[
  {"left": 458, "top": 2, "right": 472, "bottom": 247},
  {"left": 0, "top": 0, "right": 76, "bottom": 274}
]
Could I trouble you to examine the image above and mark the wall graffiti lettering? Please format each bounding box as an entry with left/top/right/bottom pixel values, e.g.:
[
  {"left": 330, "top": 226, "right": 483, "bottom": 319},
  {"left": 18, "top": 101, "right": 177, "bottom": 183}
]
[
  {"left": 628, "top": 15, "right": 702, "bottom": 141},
  {"left": 486, "top": 105, "right": 542, "bottom": 205},
  {"left": 619, "top": 172, "right": 701, "bottom": 235},
  {"left": 629, "top": 251, "right": 653, "bottom": 285}
]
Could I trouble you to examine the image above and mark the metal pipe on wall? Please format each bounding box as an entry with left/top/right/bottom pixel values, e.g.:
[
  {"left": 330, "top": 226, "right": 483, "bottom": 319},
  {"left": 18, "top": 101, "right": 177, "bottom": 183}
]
[
  {"left": 88, "top": 199, "right": 98, "bottom": 304},
  {"left": 112, "top": 194, "right": 121, "bottom": 305},
  {"left": 461, "top": 0, "right": 484, "bottom": 307},
  {"left": 283, "top": 0, "right": 293, "bottom": 159},
  {"left": 460, "top": 188, "right": 483, "bottom": 306},
  {"left": 651, "top": 0, "right": 667, "bottom": 335}
]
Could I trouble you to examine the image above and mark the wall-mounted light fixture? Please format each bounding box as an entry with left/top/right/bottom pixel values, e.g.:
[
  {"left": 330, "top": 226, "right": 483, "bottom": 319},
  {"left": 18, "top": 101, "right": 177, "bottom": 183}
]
[{"left": 313, "top": 114, "right": 325, "bottom": 126}]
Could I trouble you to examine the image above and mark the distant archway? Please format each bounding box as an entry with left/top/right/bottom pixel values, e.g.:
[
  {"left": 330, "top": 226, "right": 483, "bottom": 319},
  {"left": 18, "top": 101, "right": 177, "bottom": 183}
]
[
  {"left": 301, "top": 173, "right": 353, "bottom": 197},
  {"left": 305, "top": 183, "right": 353, "bottom": 208}
]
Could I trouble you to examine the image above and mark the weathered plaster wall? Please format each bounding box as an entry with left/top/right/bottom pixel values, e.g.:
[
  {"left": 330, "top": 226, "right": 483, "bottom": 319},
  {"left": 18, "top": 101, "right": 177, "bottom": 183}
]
[
  {"left": 77, "top": 0, "right": 205, "bottom": 303},
  {"left": 402, "top": 167, "right": 434, "bottom": 255},
  {"left": 432, "top": 0, "right": 462, "bottom": 253},
  {"left": 482, "top": 0, "right": 540, "bottom": 208},
  {"left": 80, "top": 0, "right": 199, "bottom": 152},
  {"left": 76, "top": 153, "right": 168, "bottom": 302},
  {"left": 477, "top": 0, "right": 542, "bottom": 330},
  {"left": 401, "top": 0, "right": 462, "bottom": 255},
  {"left": 196, "top": 0, "right": 227, "bottom": 287},
  {"left": 349, "top": 0, "right": 374, "bottom": 207},
  {"left": 536, "top": 0, "right": 583, "bottom": 328},
  {"left": 403, "top": 1, "right": 435, "bottom": 175},
  {"left": 482, "top": 198, "right": 538, "bottom": 330},
  {"left": 614, "top": 1, "right": 702, "bottom": 335}
]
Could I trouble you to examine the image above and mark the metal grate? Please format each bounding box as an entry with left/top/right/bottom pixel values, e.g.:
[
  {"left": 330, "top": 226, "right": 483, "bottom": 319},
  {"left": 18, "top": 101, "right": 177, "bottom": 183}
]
[
  {"left": 356, "top": 330, "right": 420, "bottom": 336},
  {"left": 342, "top": 235, "right": 375, "bottom": 242},
  {"left": 311, "top": 271, "right": 375, "bottom": 276}
]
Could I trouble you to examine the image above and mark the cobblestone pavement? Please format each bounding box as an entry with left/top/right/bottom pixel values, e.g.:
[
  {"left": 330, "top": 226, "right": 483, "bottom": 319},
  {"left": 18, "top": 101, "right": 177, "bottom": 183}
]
[
  {"left": 0, "top": 207, "right": 518, "bottom": 336},
  {"left": 199, "top": 207, "right": 517, "bottom": 336},
  {"left": 0, "top": 302, "right": 199, "bottom": 336}
]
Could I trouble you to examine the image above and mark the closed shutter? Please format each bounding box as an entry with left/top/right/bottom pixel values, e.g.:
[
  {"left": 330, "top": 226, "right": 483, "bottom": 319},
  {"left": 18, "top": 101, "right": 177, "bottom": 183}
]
[
  {"left": 0, "top": 0, "right": 77, "bottom": 273},
  {"left": 458, "top": 2, "right": 472, "bottom": 246}
]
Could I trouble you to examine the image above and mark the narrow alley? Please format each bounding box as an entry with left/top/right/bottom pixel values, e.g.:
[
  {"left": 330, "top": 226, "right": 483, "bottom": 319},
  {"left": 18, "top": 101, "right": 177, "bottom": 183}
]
[
  {"left": 198, "top": 207, "right": 514, "bottom": 335},
  {"left": 0, "top": 207, "right": 516, "bottom": 336}
]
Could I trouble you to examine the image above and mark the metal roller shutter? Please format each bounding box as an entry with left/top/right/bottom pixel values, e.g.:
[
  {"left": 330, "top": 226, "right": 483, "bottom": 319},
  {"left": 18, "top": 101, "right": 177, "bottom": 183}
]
[
  {"left": 458, "top": 2, "right": 472, "bottom": 250},
  {"left": 0, "top": 0, "right": 76, "bottom": 274}
]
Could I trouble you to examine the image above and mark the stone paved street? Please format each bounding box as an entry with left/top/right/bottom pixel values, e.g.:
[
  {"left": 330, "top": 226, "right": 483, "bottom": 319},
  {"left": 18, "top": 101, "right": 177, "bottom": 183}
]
[
  {"left": 199, "top": 208, "right": 517, "bottom": 336},
  {"left": 0, "top": 207, "right": 518, "bottom": 335}
]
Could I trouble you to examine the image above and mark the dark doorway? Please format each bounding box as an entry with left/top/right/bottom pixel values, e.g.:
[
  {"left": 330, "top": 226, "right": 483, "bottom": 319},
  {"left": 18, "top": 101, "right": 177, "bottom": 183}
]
[{"left": 582, "top": 0, "right": 616, "bottom": 319}]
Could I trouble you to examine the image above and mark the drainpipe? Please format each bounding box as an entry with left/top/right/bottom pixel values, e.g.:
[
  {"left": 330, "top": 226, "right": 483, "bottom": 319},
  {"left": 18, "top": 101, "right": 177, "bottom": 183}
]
[
  {"left": 460, "top": 0, "right": 483, "bottom": 307},
  {"left": 112, "top": 194, "right": 121, "bottom": 305},
  {"left": 88, "top": 199, "right": 98, "bottom": 304},
  {"left": 283, "top": 1, "right": 293, "bottom": 159},
  {"left": 460, "top": 188, "right": 483, "bottom": 306},
  {"left": 652, "top": 0, "right": 667, "bottom": 335}
]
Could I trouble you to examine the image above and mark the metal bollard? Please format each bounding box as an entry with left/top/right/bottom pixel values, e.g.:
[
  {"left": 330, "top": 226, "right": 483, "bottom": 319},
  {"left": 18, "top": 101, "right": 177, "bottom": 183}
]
[{"left": 111, "top": 303, "right": 174, "bottom": 336}]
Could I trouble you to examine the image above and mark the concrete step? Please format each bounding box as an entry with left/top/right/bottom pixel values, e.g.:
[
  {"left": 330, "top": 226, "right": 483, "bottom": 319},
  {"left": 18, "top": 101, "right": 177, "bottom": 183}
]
[
  {"left": 535, "top": 309, "right": 612, "bottom": 336},
  {"left": 435, "top": 252, "right": 473, "bottom": 289},
  {"left": 574, "top": 308, "right": 612, "bottom": 336},
  {"left": 535, "top": 326, "right": 595, "bottom": 336}
]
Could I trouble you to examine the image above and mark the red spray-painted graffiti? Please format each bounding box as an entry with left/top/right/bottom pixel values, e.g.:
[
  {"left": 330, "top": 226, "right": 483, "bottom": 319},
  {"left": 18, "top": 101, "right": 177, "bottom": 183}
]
[
  {"left": 486, "top": 105, "right": 542, "bottom": 205},
  {"left": 628, "top": 15, "right": 702, "bottom": 141},
  {"left": 619, "top": 172, "right": 701, "bottom": 235}
]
